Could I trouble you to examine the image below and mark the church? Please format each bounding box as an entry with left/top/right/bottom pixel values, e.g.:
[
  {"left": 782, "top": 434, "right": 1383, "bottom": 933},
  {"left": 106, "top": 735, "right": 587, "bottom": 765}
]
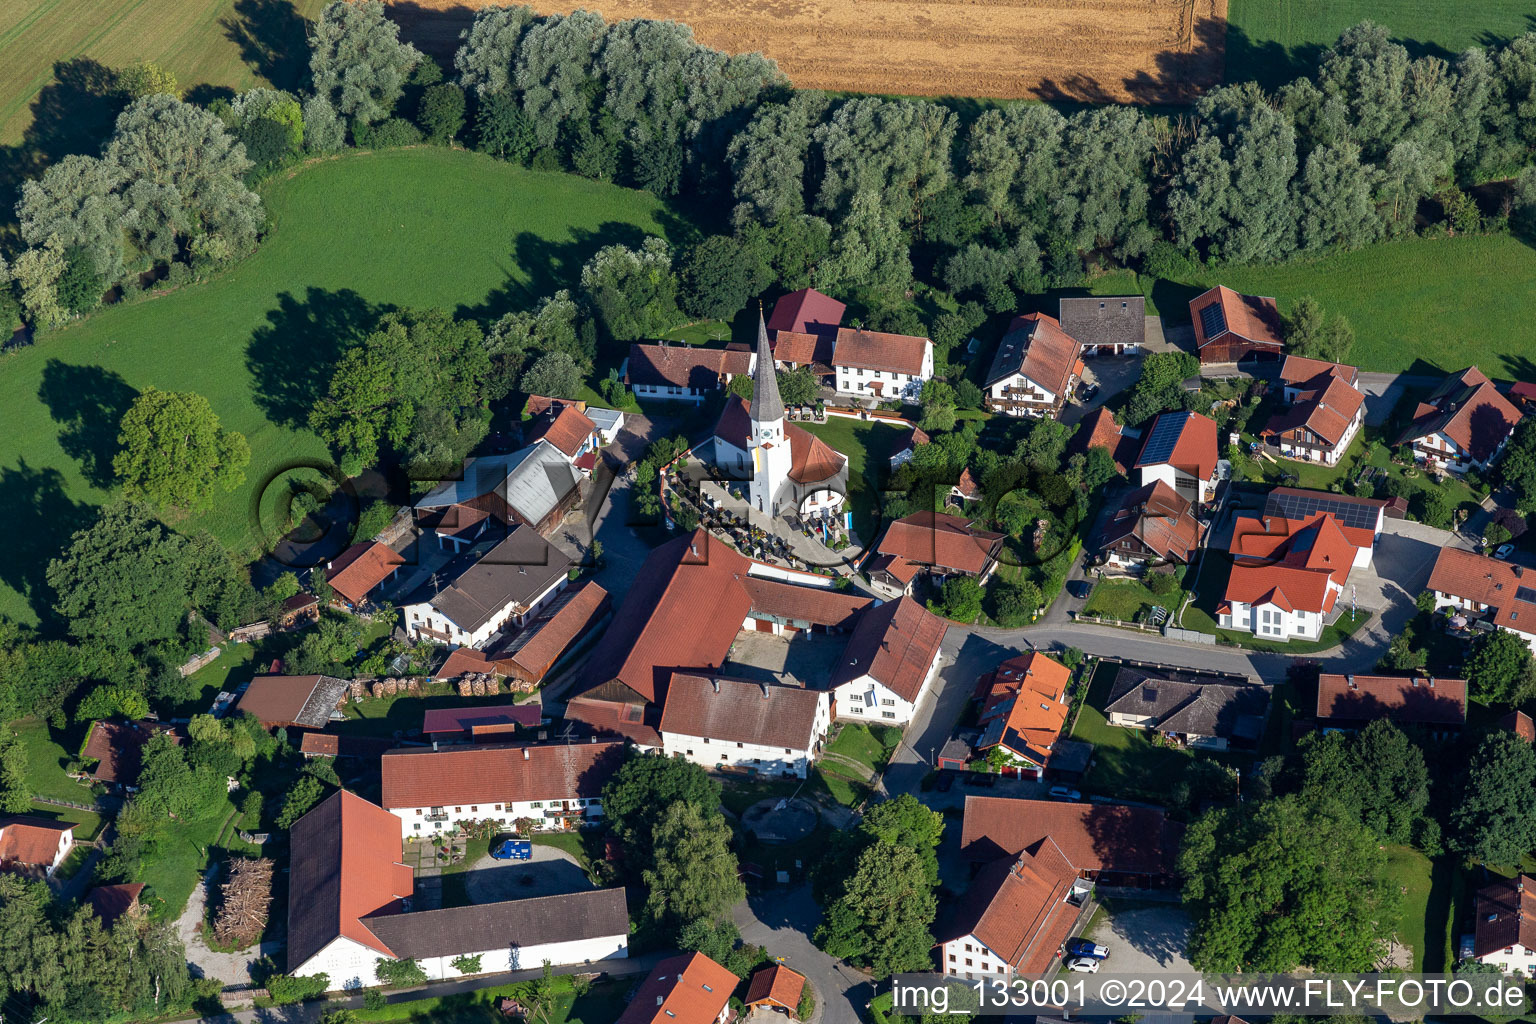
[{"left": 706, "top": 313, "right": 850, "bottom": 521}]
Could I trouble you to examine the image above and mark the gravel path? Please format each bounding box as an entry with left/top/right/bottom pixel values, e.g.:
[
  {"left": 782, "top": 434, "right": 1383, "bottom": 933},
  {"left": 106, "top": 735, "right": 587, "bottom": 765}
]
[{"left": 174, "top": 864, "right": 283, "bottom": 987}]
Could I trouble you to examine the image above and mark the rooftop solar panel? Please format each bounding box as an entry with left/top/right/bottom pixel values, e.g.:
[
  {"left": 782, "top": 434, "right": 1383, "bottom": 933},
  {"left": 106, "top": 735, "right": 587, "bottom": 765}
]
[
  {"left": 1199, "top": 302, "right": 1227, "bottom": 339},
  {"left": 1138, "top": 413, "right": 1185, "bottom": 466},
  {"left": 1517, "top": 586, "right": 1536, "bottom": 605},
  {"left": 1262, "top": 490, "right": 1381, "bottom": 532}
]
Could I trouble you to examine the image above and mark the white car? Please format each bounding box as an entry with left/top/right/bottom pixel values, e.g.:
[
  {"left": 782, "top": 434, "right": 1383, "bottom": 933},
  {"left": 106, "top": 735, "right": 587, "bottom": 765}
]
[
  {"left": 1049, "top": 786, "right": 1082, "bottom": 801},
  {"left": 1065, "top": 956, "right": 1101, "bottom": 973}
]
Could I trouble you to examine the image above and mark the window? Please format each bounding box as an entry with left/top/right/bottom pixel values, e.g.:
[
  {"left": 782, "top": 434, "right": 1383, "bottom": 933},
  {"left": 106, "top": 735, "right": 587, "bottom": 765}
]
[
  {"left": 686, "top": 749, "right": 694, "bottom": 756},
  {"left": 965, "top": 944, "right": 972, "bottom": 952},
  {"left": 966, "top": 959, "right": 973, "bottom": 967},
  {"left": 736, "top": 741, "right": 744, "bottom": 748},
  {"left": 494, "top": 804, "right": 502, "bottom": 811},
  {"left": 949, "top": 954, "right": 957, "bottom": 963},
  {"left": 531, "top": 802, "right": 543, "bottom": 809},
  {"left": 471, "top": 806, "right": 478, "bottom": 812},
  {"left": 413, "top": 823, "right": 421, "bottom": 830},
  {"left": 784, "top": 748, "right": 792, "bottom": 755},
  {"left": 882, "top": 711, "right": 896, "bottom": 719},
  {"left": 415, "top": 809, "right": 422, "bottom": 815},
  {"left": 850, "top": 706, "right": 863, "bottom": 715},
  {"left": 454, "top": 807, "right": 462, "bottom": 813},
  {"left": 881, "top": 698, "right": 895, "bottom": 706}
]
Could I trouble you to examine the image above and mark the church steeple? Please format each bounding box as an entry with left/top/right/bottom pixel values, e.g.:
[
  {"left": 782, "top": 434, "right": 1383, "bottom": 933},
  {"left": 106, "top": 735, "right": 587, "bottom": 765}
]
[{"left": 749, "top": 306, "right": 785, "bottom": 424}]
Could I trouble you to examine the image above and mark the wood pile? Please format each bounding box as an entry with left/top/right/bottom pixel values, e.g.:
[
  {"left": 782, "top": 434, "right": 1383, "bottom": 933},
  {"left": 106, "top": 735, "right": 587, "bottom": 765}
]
[
  {"left": 457, "top": 673, "right": 499, "bottom": 697},
  {"left": 213, "top": 857, "right": 273, "bottom": 949}
]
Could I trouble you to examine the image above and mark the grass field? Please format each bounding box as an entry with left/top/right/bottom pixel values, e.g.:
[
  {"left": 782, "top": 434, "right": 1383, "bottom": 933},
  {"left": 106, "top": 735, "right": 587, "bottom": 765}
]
[
  {"left": 0, "top": 146, "right": 685, "bottom": 625},
  {"left": 1082, "top": 579, "right": 1176, "bottom": 624},
  {"left": 798, "top": 418, "right": 907, "bottom": 546},
  {"left": 1226, "top": 0, "right": 1536, "bottom": 90},
  {"left": 8, "top": 715, "right": 94, "bottom": 803},
  {"left": 1383, "top": 845, "right": 1440, "bottom": 972},
  {"left": 0, "top": 0, "right": 327, "bottom": 146}
]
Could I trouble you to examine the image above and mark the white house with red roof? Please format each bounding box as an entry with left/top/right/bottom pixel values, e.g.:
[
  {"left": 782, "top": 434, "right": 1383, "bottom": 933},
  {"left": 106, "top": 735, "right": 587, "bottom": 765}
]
[
  {"left": 829, "top": 596, "right": 947, "bottom": 725},
  {"left": 1397, "top": 366, "right": 1523, "bottom": 475},
  {"left": 0, "top": 816, "right": 75, "bottom": 877},
  {"left": 982, "top": 312, "right": 1085, "bottom": 419},
  {"left": 832, "top": 328, "right": 933, "bottom": 401},
  {"left": 1217, "top": 489, "right": 1383, "bottom": 642},
  {"left": 1134, "top": 411, "right": 1220, "bottom": 504},
  {"left": 658, "top": 675, "right": 831, "bottom": 778},
  {"left": 1427, "top": 546, "right": 1536, "bottom": 651},
  {"left": 1264, "top": 356, "right": 1365, "bottom": 466}
]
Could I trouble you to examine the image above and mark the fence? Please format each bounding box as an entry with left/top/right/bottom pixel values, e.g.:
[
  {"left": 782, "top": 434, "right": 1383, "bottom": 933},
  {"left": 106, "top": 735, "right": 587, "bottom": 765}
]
[{"left": 1162, "top": 625, "right": 1217, "bottom": 645}]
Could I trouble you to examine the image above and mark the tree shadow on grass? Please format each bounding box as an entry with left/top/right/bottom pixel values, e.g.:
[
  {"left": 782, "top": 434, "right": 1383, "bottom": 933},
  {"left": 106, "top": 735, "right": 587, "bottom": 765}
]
[
  {"left": 0, "top": 58, "right": 125, "bottom": 231},
  {"left": 455, "top": 221, "right": 651, "bottom": 324},
  {"left": 221, "top": 0, "right": 314, "bottom": 93},
  {"left": 0, "top": 460, "right": 95, "bottom": 633},
  {"left": 37, "top": 360, "right": 140, "bottom": 489},
  {"left": 246, "top": 287, "right": 385, "bottom": 430}
]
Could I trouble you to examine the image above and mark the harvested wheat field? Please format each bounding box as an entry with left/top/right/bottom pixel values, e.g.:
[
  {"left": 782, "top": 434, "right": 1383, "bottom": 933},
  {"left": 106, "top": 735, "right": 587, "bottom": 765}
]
[{"left": 390, "top": 0, "right": 1228, "bottom": 104}]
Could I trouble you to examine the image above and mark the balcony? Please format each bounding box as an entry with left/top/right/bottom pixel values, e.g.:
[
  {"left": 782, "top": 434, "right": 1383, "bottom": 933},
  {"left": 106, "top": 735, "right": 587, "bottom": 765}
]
[
  {"left": 542, "top": 807, "right": 587, "bottom": 818},
  {"left": 425, "top": 813, "right": 449, "bottom": 822}
]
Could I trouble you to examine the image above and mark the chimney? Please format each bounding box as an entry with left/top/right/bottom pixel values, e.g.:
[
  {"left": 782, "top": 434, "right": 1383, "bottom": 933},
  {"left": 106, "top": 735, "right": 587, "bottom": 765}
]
[
  {"left": 432, "top": 740, "right": 438, "bottom": 751},
  {"left": 523, "top": 747, "right": 530, "bottom": 760},
  {"left": 711, "top": 679, "right": 720, "bottom": 694},
  {"left": 761, "top": 682, "right": 770, "bottom": 698},
  {"left": 1346, "top": 674, "right": 1355, "bottom": 689}
]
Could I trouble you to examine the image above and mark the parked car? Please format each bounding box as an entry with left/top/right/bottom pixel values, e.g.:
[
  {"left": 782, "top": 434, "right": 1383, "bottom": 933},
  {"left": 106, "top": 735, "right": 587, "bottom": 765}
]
[
  {"left": 936, "top": 771, "right": 955, "bottom": 792},
  {"left": 1495, "top": 543, "right": 1516, "bottom": 560},
  {"left": 964, "top": 771, "right": 998, "bottom": 788},
  {"left": 490, "top": 838, "right": 532, "bottom": 861},
  {"left": 1067, "top": 579, "right": 1094, "bottom": 600},
  {"left": 1065, "top": 938, "right": 1110, "bottom": 960},
  {"left": 1049, "top": 785, "right": 1082, "bottom": 801},
  {"left": 1064, "top": 956, "right": 1100, "bottom": 973}
]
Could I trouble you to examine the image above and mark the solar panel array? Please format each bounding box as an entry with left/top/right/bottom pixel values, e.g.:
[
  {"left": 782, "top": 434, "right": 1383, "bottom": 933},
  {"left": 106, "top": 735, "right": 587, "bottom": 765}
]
[
  {"left": 1199, "top": 302, "right": 1227, "bottom": 338},
  {"left": 1517, "top": 586, "right": 1536, "bottom": 606},
  {"left": 1263, "top": 489, "right": 1380, "bottom": 531},
  {"left": 1138, "top": 413, "right": 1186, "bottom": 465}
]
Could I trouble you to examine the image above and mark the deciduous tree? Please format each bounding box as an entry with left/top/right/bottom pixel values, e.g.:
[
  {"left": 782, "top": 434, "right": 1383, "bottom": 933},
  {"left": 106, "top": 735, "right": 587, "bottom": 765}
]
[
  {"left": 114, "top": 388, "right": 250, "bottom": 514},
  {"left": 1450, "top": 731, "right": 1536, "bottom": 864},
  {"left": 309, "top": 1, "right": 422, "bottom": 126}
]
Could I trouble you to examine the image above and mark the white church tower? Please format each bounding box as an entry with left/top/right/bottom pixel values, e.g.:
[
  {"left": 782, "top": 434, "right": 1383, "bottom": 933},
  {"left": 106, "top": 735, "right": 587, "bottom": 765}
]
[{"left": 748, "top": 309, "right": 792, "bottom": 517}]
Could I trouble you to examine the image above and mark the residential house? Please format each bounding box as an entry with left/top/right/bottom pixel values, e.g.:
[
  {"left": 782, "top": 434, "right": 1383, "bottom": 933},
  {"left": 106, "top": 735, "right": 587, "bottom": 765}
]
[
  {"left": 1102, "top": 666, "right": 1269, "bottom": 751},
  {"left": 658, "top": 674, "right": 831, "bottom": 779},
  {"left": 1314, "top": 674, "right": 1468, "bottom": 732},
  {"left": 1233, "top": 488, "right": 1386, "bottom": 570},
  {"left": 945, "top": 796, "right": 1183, "bottom": 981},
  {"left": 0, "top": 816, "right": 75, "bottom": 877},
  {"left": 1397, "top": 366, "right": 1524, "bottom": 475},
  {"left": 288, "top": 791, "right": 627, "bottom": 988},
  {"left": 278, "top": 592, "right": 321, "bottom": 628},
  {"left": 973, "top": 653, "right": 1071, "bottom": 778},
  {"left": 87, "top": 883, "right": 145, "bottom": 928},
  {"left": 1057, "top": 296, "right": 1145, "bottom": 356},
  {"left": 235, "top": 674, "right": 350, "bottom": 730},
  {"left": 421, "top": 705, "right": 542, "bottom": 743},
  {"left": 1099, "top": 481, "right": 1206, "bottom": 567},
  {"left": 1219, "top": 512, "right": 1363, "bottom": 642},
  {"left": 1428, "top": 547, "right": 1536, "bottom": 651},
  {"left": 1501, "top": 709, "right": 1536, "bottom": 743},
  {"left": 1071, "top": 408, "right": 1140, "bottom": 476},
  {"left": 869, "top": 511, "right": 1005, "bottom": 595},
  {"left": 80, "top": 719, "right": 182, "bottom": 790},
  {"left": 617, "top": 952, "right": 737, "bottom": 1024},
  {"left": 1264, "top": 356, "right": 1365, "bottom": 466},
  {"left": 380, "top": 741, "right": 625, "bottom": 836},
  {"left": 745, "top": 965, "right": 806, "bottom": 1015},
  {"left": 768, "top": 287, "right": 846, "bottom": 339},
  {"left": 413, "top": 441, "right": 583, "bottom": 546},
  {"left": 829, "top": 596, "right": 947, "bottom": 726},
  {"left": 949, "top": 468, "right": 983, "bottom": 506},
  {"left": 625, "top": 342, "right": 754, "bottom": 403},
  {"left": 889, "top": 425, "right": 931, "bottom": 469},
  {"left": 524, "top": 401, "right": 600, "bottom": 472},
  {"left": 1473, "top": 875, "right": 1536, "bottom": 974},
  {"left": 1189, "top": 285, "right": 1284, "bottom": 364},
  {"left": 400, "top": 526, "right": 572, "bottom": 648},
  {"left": 832, "top": 328, "right": 934, "bottom": 401},
  {"left": 326, "top": 541, "right": 405, "bottom": 609},
  {"left": 982, "top": 313, "right": 1084, "bottom": 418},
  {"left": 1134, "top": 411, "right": 1220, "bottom": 504}
]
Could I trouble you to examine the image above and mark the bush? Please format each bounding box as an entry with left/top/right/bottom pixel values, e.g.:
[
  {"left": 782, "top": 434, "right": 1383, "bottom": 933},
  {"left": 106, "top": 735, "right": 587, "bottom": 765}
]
[
  {"left": 375, "top": 958, "right": 428, "bottom": 988},
  {"left": 266, "top": 972, "right": 330, "bottom": 1005},
  {"left": 355, "top": 117, "right": 423, "bottom": 149}
]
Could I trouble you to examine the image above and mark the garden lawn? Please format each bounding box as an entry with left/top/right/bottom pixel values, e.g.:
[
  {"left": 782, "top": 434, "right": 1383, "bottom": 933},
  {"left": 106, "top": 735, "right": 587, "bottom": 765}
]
[
  {"left": 1082, "top": 579, "right": 1176, "bottom": 624},
  {"left": 166, "top": 641, "right": 257, "bottom": 719},
  {"left": 352, "top": 976, "right": 631, "bottom": 1024},
  {"left": 0, "top": 146, "right": 690, "bottom": 625},
  {"left": 8, "top": 715, "right": 94, "bottom": 803},
  {"left": 1384, "top": 845, "right": 1439, "bottom": 972},
  {"left": 30, "top": 801, "right": 105, "bottom": 842},
  {"left": 339, "top": 681, "right": 534, "bottom": 738},
  {"left": 1226, "top": 0, "right": 1536, "bottom": 90},
  {"left": 799, "top": 418, "right": 907, "bottom": 546},
  {"left": 138, "top": 801, "right": 237, "bottom": 920},
  {"left": 826, "top": 722, "right": 901, "bottom": 773}
]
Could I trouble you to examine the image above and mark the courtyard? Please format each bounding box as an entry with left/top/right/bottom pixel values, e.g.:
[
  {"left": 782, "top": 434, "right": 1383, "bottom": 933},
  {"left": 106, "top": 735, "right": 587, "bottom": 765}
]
[{"left": 721, "top": 629, "right": 851, "bottom": 689}]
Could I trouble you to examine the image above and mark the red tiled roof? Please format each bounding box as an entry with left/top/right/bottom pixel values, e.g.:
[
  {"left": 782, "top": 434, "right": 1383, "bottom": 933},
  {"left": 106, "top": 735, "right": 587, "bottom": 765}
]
[
  {"left": 1474, "top": 875, "right": 1536, "bottom": 957},
  {"left": 617, "top": 952, "right": 737, "bottom": 1024},
  {"left": 745, "top": 965, "right": 806, "bottom": 1010},
  {"left": 87, "top": 883, "right": 144, "bottom": 927},
  {"left": 897, "top": 425, "right": 930, "bottom": 453},
  {"left": 1315, "top": 674, "right": 1468, "bottom": 726},
  {"left": 866, "top": 552, "right": 922, "bottom": 585},
  {"left": 1135, "top": 411, "right": 1219, "bottom": 482},
  {"left": 0, "top": 816, "right": 73, "bottom": 868},
  {"left": 787, "top": 423, "right": 846, "bottom": 484},
  {"left": 832, "top": 327, "right": 930, "bottom": 376},
  {"left": 1073, "top": 408, "right": 1138, "bottom": 475},
  {"left": 976, "top": 653, "right": 1071, "bottom": 766},
  {"left": 770, "top": 330, "right": 822, "bottom": 368},
  {"left": 941, "top": 844, "right": 1081, "bottom": 973},
  {"left": 421, "top": 704, "right": 542, "bottom": 736},
  {"left": 832, "top": 596, "right": 947, "bottom": 702},
  {"left": 1230, "top": 500, "right": 1379, "bottom": 557},
  {"left": 877, "top": 511, "right": 1004, "bottom": 577},
  {"left": 380, "top": 742, "right": 625, "bottom": 809},
  {"left": 626, "top": 343, "right": 752, "bottom": 389},
  {"left": 959, "top": 796, "right": 1183, "bottom": 874},
  {"left": 659, "top": 675, "right": 825, "bottom": 750},
  {"left": 1280, "top": 355, "right": 1357, "bottom": 388},
  {"left": 1189, "top": 285, "right": 1283, "bottom": 350},
  {"left": 767, "top": 288, "right": 845, "bottom": 337},
  {"left": 565, "top": 695, "right": 660, "bottom": 747},
  {"left": 298, "top": 732, "right": 339, "bottom": 756},
  {"left": 1500, "top": 709, "right": 1535, "bottom": 742},
  {"left": 327, "top": 541, "right": 405, "bottom": 606},
  {"left": 490, "top": 581, "right": 611, "bottom": 682},
  {"left": 1398, "top": 366, "right": 1523, "bottom": 463},
  {"left": 81, "top": 719, "right": 182, "bottom": 785},
  {"left": 739, "top": 576, "right": 872, "bottom": 628},
  {"left": 984, "top": 312, "right": 1083, "bottom": 397},
  {"left": 525, "top": 404, "right": 597, "bottom": 459},
  {"left": 953, "top": 468, "right": 982, "bottom": 501},
  {"left": 1222, "top": 562, "right": 1335, "bottom": 616},
  {"left": 1265, "top": 373, "right": 1365, "bottom": 447},
  {"left": 437, "top": 647, "right": 497, "bottom": 680},
  {"left": 1426, "top": 546, "right": 1536, "bottom": 635},
  {"left": 236, "top": 675, "right": 348, "bottom": 729},
  {"left": 1099, "top": 481, "right": 1205, "bottom": 564},
  {"left": 1223, "top": 511, "right": 1360, "bottom": 615},
  {"left": 287, "top": 790, "right": 414, "bottom": 970},
  {"left": 524, "top": 395, "right": 587, "bottom": 418}
]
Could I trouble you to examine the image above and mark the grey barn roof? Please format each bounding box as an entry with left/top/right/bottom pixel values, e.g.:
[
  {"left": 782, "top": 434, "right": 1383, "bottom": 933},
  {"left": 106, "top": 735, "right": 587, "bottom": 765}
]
[
  {"left": 1057, "top": 296, "right": 1146, "bottom": 348},
  {"left": 1104, "top": 666, "right": 1268, "bottom": 742},
  {"left": 410, "top": 526, "right": 571, "bottom": 633},
  {"left": 413, "top": 441, "right": 581, "bottom": 525},
  {"left": 362, "top": 888, "right": 629, "bottom": 959}
]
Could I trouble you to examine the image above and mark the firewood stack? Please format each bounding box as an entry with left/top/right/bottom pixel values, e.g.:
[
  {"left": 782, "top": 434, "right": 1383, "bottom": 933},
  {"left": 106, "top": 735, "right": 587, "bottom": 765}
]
[{"left": 213, "top": 857, "right": 274, "bottom": 949}]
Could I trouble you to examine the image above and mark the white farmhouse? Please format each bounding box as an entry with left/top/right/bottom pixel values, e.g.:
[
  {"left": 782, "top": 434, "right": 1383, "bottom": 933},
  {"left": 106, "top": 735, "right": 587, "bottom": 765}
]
[
  {"left": 829, "top": 596, "right": 947, "bottom": 726},
  {"left": 1473, "top": 875, "right": 1536, "bottom": 974},
  {"left": 400, "top": 526, "right": 571, "bottom": 649},
  {"left": 0, "top": 816, "right": 75, "bottom": 877},
  {"left": 379, "top": 740, "right": 625, "bottom": 838},
  {"left": 658, "top": 674, "right": 831, "bottom": 779},
  {"left": 286, "top": 790, "right": 628, "bottom": 989},
  {"left": 831, "top": 328, "right": 933, "bottom": 401},
  {"left": 981, "top": 312, "right": 1083, "bottom": 419},
  {"left": 1427, "top": 547, "right": 1536, "bottom": 652}
]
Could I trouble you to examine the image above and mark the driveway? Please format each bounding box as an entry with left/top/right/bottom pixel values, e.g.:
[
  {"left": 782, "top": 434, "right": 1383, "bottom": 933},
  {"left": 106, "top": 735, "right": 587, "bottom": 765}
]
[
  {"left": 1062, "top": 354, "right": 1144, "bottom": 427},
  {"left": 734, "top": 885, "right": 876, "bottom": 1024},
  {"left": 463, "top": 843, "right": 592, "bottom": 903},
  {"left": 1087, "top": 904, "right": 1194, "bottom": 975}
]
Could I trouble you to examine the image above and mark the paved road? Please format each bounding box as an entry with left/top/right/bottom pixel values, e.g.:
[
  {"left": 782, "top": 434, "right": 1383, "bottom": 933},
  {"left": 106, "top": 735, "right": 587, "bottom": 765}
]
[{"left": 734, "top": 886, "right": 877, "bottom": 1024}]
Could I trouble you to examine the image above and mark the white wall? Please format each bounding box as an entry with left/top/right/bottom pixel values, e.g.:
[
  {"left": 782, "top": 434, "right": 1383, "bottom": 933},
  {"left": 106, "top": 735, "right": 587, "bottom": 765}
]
[
  {"left": 633, "top": 383, "right": 708, "bottom": 404},
  {"left": 833, "top": 650, "right": 939, "bottom": 727},
  {"left": 298, "top": 932, "right": 629, "bottom": 990},
  {"left": 1139, "top": 463, "right": 1212, "bottom": 504},
  {"left": 985, "top": 372, "right": 1059, "bottom": 417},
  {"left": 403, "top": 575, "right": 568, "bottom": 649},
  {"left": 661, "top": 694, "right": 830, "bottom": 779},
  {"left": 1479, "top": 943, "right": 1536, "bottom": 976},
  {"left": 941, "top": 934, "right": 1014, "bottom": 979},
  {"left": 390, "top": 796, "right": 604, "bottom": 838},
  {"left": 295, "top": 935, "right": 393, "bottom": 991},
  {"left": 1433, "top": 591, "right": 1536, "bottom": 653},
  {"left": 1220, "top": 599, "right": 1325, "bottom": 641},
  {"left": 834, "top": 345, "right": 933, "bottom": 400}
]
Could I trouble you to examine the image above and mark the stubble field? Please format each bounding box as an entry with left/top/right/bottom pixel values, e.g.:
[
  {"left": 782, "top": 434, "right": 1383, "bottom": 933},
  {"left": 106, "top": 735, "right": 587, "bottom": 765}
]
[{"left": 391, "top": 0, "right": 1229, "bottom": 103}]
